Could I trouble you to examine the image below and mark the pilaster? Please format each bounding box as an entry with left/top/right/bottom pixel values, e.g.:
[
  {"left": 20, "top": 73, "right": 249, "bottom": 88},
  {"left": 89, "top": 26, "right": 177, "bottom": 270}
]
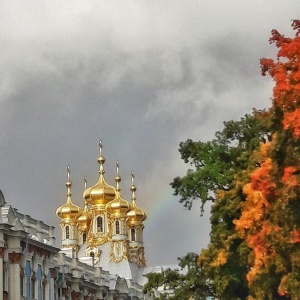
[
  {"left": 0, "top": 247, "right": 4, "bottom": 299},
  {"left": 71, "top": 290, "right": 80, "bottom": 300},
  {"left": 62, "top": 286, "right": 70, "bottom": 300},
  {"left": 49, "top": 268, "right": 57, "bottom": 300},
  {"left": 8, "top": 251, "right": 22, "bottom": 300}
]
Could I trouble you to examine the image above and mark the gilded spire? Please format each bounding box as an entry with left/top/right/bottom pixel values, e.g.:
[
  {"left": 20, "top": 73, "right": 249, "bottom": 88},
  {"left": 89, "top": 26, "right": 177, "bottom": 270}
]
[
  {"left": 84, "top": 175, "right": 87, "bottom": 190},
  {"left": 66, "top": 165, "right": 72, "bottom": 200},
  {"left": 83, "top": 176, "right": 88, "bottom": 206},
  {"left": 106, "top": 161, "right": 131, "bottom": 216},
  {"left": 130, "top": 171, "right": 136, "bottom": 203},
  {"left": 127, "top": 171, "right": 147, "bottom": 224},
  {"left": 115, "top": 160, "right": 121, "bottom": 192},
  {"left": 67, "top": 165, "right": 71, "bottom": 180},
  {"left": 83, "top": 141, "right": 116, "bottom": 206},
  {"left": 56, "top": 165, "right": 82, "bottom": 221},
  {"left": 98, "top": 140, "right": 105, "bottom": 175},
  {"left": 77, "top": 175, "right": 91, "bottom": 232}
]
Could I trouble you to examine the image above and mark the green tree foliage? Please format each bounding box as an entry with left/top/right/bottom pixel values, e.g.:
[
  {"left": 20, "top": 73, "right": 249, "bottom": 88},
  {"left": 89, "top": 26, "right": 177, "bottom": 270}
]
[
  {"left": 170, "top": 112, "right": 270, "bottom": 300},
  {"left": 144, "top": 112, "right": 270, "bottom": 300},
  {"left": 143, "top": 253, "right": 215, "bottom": 300},
  {"left": 171, "top": 112, "right": 270, "bottom": 214},
  {"left": 145, "top": 20, "right": 300, "bottom": 300}
]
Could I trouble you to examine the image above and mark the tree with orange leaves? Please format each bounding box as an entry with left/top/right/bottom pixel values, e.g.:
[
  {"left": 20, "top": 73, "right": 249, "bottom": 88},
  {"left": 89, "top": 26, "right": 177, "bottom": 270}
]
[
  {"left": 170, "top": 111, "right": 270, "bottom": 299},
  {"left": 234, "top": 20, "right": 300, "bottom": 299},
  {"left": 148, "top": 20, "right": 300, "bottom": 300}
]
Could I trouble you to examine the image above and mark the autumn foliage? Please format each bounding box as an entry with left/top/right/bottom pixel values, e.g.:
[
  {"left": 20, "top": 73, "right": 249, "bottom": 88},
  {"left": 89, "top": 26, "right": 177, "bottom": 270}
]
[
  {"left": 234, "top": 20, "right": 300, "bottom": 299},
  {"left": 148, "top": 20, "right": 300, "bottom": 300}
]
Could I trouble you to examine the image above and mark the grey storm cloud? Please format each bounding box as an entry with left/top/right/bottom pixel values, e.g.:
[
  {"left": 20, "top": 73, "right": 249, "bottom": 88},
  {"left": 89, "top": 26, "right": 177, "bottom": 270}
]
[{"left": 0, "top": 0, "right": 299, "bottom": 265}]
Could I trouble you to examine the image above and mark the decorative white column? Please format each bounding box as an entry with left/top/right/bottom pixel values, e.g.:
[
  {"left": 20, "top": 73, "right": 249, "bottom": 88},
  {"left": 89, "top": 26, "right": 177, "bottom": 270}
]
[
  {"left": 0, "top": 247, "right": 4, "bottom": 298},
  {"left": 8, "top": 251, "right": 22, "bottom": 300},
  {"left": 71, "top": 281, "right": 80, "bottom": 300},
  {"left": 49, "top": 268, "right": 56, "bottom": 300},
  {"left": 62, "top": 286, "right": 71, "bottom": 300},
  {"left": 95, "top": 290, "right": 104, "bottom": 300}
]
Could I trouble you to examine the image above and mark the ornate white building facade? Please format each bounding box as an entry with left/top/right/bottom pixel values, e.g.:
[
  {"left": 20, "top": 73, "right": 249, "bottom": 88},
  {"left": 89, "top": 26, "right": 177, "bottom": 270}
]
[{"left": 0, "top": 142, "right": 148, "bottom": 300}]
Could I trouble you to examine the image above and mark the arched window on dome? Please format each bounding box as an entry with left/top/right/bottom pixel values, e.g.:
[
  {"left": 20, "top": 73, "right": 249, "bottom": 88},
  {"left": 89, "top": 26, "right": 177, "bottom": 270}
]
[
  {"left": 131, "top": 228, "right": 136, "bottom": 242},
  {"left": 65, "top": 226, "right": 70, "bottom": 239},
  {"left": 97, "top": 216, "right": 103, "bottom": 232},
  {"left": 83, "top": 232, "right": 87, "bottom": 243},
  {"left": 115, "top": 220, "right": 120, "bottom": 234}
]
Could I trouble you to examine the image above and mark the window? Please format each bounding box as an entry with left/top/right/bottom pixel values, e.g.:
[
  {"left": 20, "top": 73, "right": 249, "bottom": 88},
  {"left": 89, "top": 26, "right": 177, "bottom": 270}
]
[
  {"left": 42, "top": 282, "right": 46, "bottom": 300},
  {"left": 83, "top": 232, "right": 87, "bottom": 243},
  {"left": 31, "top": 276, "right": 35, "bottom": 300},
  {"left": 131, "top": 228, "right": 136, "bottom": 241},
  {"left": 97, "top": 216, "right": 103, "bottom": 232},
  {"left": 65, "top": 226, "right": 70, "bottom": 239},
  {"left": 3, "top": 262, "right": 5, "bottom": 292},
  {"left": 25, "top": 261, "right": 31, "bottom": 300},
  {"left": 115, "top": 220, "right": 120, "bottom": 234},
  {"left": 20, "top": 270, "right": 24, "bottom": 297},
  {"left": 37, "top": 264, "right": 42, "bottom": 300}
]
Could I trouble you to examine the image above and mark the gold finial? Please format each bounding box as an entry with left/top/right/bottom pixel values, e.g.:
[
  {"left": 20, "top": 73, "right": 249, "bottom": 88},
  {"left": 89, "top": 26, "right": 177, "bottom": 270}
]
[
  {"left": 99, "top": 140, "right": 102, "bottom": 155},
  {"left": 130, "top": 171, "right": 136, "bottom": 202},
  {"left": 116, "top": 160, "right": 119, "bottom": 175},
  {"left": 115, "top": 160, "right": 121, "bottom": 191},
  {"left": 82, "top": 176, "right": 89, "bottom": 208},
  {"left": 66, "top": 165, "right": 72, "bottom": 198},
  {"left": 97, "top": 140, "right": 105, "bottom": 175},
  {"left": 84, "top": 176, "right": 87, "bottom": 190},
  {"left": 67, "top": 165, "right": 70, "bottom": 181}
]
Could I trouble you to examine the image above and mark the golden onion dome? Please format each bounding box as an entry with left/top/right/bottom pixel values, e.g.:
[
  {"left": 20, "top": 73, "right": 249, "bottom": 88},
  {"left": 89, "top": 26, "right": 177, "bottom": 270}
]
[
  {"left": 83, "top": 141, "right": 116, "bottom": 207},
  {"left": 106, "top": 161, "right": 131, "bottom": 217},
  {"left": 127, "top": 172, "right": 147, "bottom": 225},
  {"left": 77, "top": 177, "right": 92, "bottom": 231},
  {"left": 77, "top": 200, "right": 91, "bottom": 230},
  {"left": 56, "top": 166, "right": 82, "bottom": 221}
]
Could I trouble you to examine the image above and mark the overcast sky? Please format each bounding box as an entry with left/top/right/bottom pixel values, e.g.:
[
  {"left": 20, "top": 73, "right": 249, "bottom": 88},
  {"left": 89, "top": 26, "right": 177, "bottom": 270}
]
[{"left": 0, "top": 1, "right": 299, "bottom": 266}]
